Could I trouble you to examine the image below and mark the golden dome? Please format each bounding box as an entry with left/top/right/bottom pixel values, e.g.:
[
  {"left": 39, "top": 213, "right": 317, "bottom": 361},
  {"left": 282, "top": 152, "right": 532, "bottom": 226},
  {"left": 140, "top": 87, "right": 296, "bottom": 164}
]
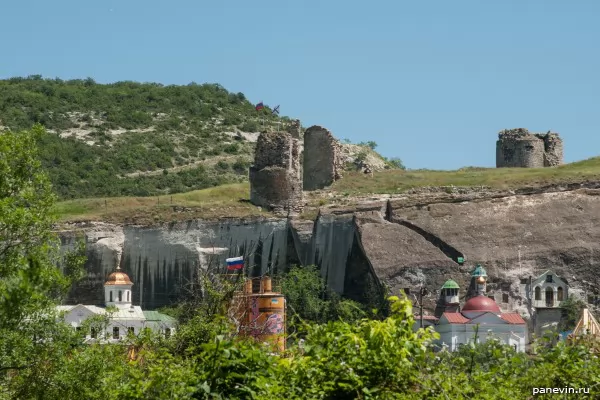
[{"left": 104, "top": 267, "right": 133, "bottom": 286}]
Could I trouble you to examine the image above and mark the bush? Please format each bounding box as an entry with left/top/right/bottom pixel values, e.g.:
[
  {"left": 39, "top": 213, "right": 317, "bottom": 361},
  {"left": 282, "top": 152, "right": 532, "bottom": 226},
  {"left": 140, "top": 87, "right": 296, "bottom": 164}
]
[
  {"left": 240, "top": 120, "right": 259, "bottom": 132},
  {"left": 386, "top": 157, "right": 406, "bottom": 170},
  {"left": 232, "top": 159, "right": 249, "bottom": 174}
]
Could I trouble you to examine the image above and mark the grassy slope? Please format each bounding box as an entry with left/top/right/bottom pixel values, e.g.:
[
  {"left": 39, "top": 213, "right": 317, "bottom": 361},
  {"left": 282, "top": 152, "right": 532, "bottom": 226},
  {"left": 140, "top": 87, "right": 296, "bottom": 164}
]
[
  {"left": 331, "top": 157, "right": 600, "bottom": 194},
  {"left": 0, "top": 76, "right": 288, "bottom": 199},
  {"left": 54, "top": 183, "right": 265, "bottom": 225},
  {"left": 54, "top": 157, "right": 600, "bottom": 224}
]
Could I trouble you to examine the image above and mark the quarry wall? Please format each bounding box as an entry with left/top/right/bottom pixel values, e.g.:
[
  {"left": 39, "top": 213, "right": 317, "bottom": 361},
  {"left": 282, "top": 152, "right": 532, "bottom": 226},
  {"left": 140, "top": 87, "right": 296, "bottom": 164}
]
[
  {"left": 496, "top": 128, "right": 564, "bottom": 168},
  {"left": 58, "top": 216, "right": 365, "bottom": 309},
  {"left": 58, "top": 182, "right": 600, "bottom": 322}
]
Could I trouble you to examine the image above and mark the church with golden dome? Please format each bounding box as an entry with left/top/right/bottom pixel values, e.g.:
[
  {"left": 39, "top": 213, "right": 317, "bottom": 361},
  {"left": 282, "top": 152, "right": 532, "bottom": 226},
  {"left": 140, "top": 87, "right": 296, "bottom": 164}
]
[
  {"left": 433, "top": 264, "right": 528, "bottom": 352},
  {"left": 57, "top": 266, "right": 176, "bottom": 342}
]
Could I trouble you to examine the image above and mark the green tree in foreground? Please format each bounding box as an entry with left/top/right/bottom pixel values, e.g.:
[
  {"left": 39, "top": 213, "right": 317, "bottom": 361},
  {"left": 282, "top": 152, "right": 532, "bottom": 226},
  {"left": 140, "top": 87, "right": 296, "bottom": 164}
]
[{"left": 0, "top": 125, "right": 90, "bottom": 398}]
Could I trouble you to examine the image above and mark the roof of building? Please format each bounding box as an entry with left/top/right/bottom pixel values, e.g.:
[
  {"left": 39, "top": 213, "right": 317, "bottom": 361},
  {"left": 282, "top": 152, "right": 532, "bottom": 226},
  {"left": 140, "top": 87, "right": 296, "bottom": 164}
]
[
  {"left": 500, "top": 313, "right": 527, "bottom": 325},
  {"left": 105, "top": 267, "right": 133, "bottom": 286},
  {"left": 471, "top": 264, "right": 487, "bottom": 278},
  {"left": 57, "top": 304, "right": 146, "bottom": 320},
  {"left": 57, "top": 304, "right": 105, "bottom": 314},
  {"left": 462, "top": 295, "right": 501, "bottom": 313},
  {"left": 442, "top": 312, "right": 470, "bottom": 324},
  {"left": 441, "top": 280, "right": 460, "bottom": 290},
  {"left": 143, "top": 311, "right": 177, "bottom": 323},
  {"left": 440, "top": 311, "right": 526, "bottom": 325}
]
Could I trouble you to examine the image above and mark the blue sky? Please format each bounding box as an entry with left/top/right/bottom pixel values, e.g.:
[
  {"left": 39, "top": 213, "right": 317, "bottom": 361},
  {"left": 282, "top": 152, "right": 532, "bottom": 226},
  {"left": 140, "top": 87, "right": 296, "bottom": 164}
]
[{"left": 2, "top": 0, "right": 599, "bottom": 170}]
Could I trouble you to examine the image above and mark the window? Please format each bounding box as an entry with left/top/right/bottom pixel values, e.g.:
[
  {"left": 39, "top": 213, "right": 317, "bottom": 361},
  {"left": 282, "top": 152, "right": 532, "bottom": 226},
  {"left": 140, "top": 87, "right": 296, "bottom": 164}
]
[
  {"left": 488, "top": 295, "right": 495, "bottom": 301},
  {"left": 165, "top": 328, "right": 171, "bottom": 339},
  {"left": 127, "top": 327, "right": 134, "bottom": 336},
  {"left": 118, "top": 290, "right": 122, "bottom": 302},
  {"left": 545, "top": 288, "right": 554, "bottom": 306},
  {"left": 535, "top": 287, "right": 541, "bottom": 300},
  {"left": 109, "top": 291, "right": 113, "bottom": 302},
  {"left": 403, "top": 288, "right": 411, "bottom": 296},
  {"left": 113, "top": 327, "right": 119, "bottom": 339},
  {"left": 91, "top": 327, "right": 97, "bottom": 339},
  {"left": 557, "top": 287, "right": 564, "bottom": 301},
  {"left": 127, "top": 291, "right": 130, "bottom": 302},
  {"left": 76, "top": 326, "right": 84, "bottom": 337},
  {"left": 502, "top": 293, "right": 509, "bottom": 303},
  {"left": 546, "top": 275, "right": 553, "bottom": 283}
]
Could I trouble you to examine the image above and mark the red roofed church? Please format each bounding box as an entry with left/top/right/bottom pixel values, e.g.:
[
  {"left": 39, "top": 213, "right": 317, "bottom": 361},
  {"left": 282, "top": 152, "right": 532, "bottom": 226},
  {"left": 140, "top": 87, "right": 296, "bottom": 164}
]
[{"left": 433, "top": 264, "right": 528, "bottom": 352}]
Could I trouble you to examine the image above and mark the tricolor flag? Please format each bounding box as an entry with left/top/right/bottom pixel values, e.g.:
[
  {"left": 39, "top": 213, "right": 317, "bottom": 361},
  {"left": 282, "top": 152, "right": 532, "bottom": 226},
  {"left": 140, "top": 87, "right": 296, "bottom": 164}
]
[
  {"left": 272, "top": 105, "right": 280, "bottom": 115},
  {"left": 226, "top": 256, "right": 244, "bottom": 271},
  {"left": 255, "top": 102, "right": 264, "bottom": 111}
]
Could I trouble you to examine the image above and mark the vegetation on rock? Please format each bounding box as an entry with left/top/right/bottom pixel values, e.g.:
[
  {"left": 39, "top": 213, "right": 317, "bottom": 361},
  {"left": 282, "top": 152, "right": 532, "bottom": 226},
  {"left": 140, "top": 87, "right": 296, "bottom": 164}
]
[{"left": 0, "top": 76, "right": 286, "bottom": 199}]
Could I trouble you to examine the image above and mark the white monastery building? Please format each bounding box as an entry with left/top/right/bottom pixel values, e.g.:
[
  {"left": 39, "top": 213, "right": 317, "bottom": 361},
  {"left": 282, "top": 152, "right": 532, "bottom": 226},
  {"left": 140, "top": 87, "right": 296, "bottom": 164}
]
[
  {"left": 431, "top": 265, "right": 528, "bottom": 352},
  {"left": 57, "top": 266, "right": 176, "bottom": 342}
]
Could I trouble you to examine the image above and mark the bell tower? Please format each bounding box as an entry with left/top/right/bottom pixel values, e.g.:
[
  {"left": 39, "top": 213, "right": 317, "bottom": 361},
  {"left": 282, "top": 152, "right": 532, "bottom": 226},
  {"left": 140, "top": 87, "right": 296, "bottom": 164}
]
[
  {"left": 104, "top": 266, "right": 134, "bottom": 309},
  {"left": 466, "top": 264, "right": 488, "bottom": 300},
  {"left": 434, "top": 280, "right": 461, "bottom": 318}
]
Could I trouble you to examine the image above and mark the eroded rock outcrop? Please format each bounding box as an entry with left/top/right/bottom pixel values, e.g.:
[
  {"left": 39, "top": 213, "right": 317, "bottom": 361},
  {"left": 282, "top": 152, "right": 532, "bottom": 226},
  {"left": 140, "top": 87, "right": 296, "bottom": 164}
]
[{"left": 58, "top": 182, "right": 600, "bottom": 317}]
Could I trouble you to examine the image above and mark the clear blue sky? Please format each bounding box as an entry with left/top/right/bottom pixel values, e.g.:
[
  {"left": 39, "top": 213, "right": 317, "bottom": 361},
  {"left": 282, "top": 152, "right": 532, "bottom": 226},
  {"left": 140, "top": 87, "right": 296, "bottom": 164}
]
[{"left": 2, "top": 0, "right": 599, "bottom": 169}]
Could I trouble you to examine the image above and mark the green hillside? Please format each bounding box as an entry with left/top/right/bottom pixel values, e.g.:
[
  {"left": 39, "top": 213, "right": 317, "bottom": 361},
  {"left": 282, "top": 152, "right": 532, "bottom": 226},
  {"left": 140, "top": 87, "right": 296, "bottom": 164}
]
[{"left": 0, "top": 75, "right": 290, "bottom": 199}]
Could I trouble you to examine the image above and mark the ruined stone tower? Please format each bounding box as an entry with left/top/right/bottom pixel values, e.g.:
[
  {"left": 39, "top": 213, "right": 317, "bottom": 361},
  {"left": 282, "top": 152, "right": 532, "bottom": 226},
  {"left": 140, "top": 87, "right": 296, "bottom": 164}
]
[
  {"left": 303, "top": 126, "right": 344, "bottom": 191},
  {"left": 496, "top": 128, "right": 564, "bottom": 168},
  {"left": 287, "top": 119, "right": 302, "bottom": 139},
  {"left": 249, "top": 131, "right": 303, "bottom": 213}
]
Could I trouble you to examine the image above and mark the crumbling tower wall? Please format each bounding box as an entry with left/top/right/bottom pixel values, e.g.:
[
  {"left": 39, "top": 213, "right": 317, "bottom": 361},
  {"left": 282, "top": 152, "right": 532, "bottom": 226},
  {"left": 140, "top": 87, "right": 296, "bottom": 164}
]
[
  {"left": 287, "top": 119, "right": 302, "bottom": 139},
  {"left": 303, "top": 126, "right": 344, "bottom": 191},
  {"left": 249, "top": 131, "right": 303, "bottom": 213},
  {"left": 542, "top": 133, "right": 564, "bottom": 167},
  {"left": 496, "top": 128, "right": 563, "bottom": 168}
]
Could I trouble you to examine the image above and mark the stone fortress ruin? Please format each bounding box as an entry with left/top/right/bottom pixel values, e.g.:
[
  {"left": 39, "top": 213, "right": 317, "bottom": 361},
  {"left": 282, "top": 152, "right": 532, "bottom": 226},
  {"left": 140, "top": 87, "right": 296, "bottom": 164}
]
[
  {"left": 302, "top": 126, "right": 344, "bottom": 191},
  {"left": 250, "top": 124, "right": 567, "bottom": 213},
  {"left": 496, "top": 128, "right": 563, "bottom": 168},
  {"left": 249, "top": 122, "right": 347, "bottom": 213},
  {"left": 249, "top": 131, "right": 303, "bottom": 213}
]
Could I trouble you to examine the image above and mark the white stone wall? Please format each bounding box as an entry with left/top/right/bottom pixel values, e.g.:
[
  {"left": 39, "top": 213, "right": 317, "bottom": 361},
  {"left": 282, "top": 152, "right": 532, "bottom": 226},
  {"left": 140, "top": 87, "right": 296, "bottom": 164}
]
[{"left": 435, "top": 319, "right": 527, "bottom": 352}]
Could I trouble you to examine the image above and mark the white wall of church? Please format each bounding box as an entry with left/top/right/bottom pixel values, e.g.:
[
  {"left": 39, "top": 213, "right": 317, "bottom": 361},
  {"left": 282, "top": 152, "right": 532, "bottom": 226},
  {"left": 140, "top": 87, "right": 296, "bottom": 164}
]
[
  {"left": 60, "top": 306, "right": 174, "bottom": 342},
  {"left": 436, "top": 324, "right": 526, "bottom": 352}
]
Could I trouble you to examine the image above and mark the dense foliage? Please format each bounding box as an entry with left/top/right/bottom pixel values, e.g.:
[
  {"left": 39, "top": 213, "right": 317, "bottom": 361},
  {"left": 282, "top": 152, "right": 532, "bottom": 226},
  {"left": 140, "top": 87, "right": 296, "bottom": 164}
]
[
  {"left": 0, "top": 76, "right": 285, "bottom": 199},
  {"left": 2, "top": 127, "right": 599, "bottom": 399}
]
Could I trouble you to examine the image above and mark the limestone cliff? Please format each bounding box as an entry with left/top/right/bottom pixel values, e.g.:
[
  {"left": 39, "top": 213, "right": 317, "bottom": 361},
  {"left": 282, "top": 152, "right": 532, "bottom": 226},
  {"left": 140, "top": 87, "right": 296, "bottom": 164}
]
[{"left": 58, "top": 181, "right": 600, "bottom": 321}]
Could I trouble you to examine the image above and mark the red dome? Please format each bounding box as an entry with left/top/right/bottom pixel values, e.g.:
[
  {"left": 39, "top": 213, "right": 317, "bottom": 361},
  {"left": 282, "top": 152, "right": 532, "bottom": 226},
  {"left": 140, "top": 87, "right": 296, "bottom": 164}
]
[{"left": 462, "top": 295, "right": 501, "bottom": 313}]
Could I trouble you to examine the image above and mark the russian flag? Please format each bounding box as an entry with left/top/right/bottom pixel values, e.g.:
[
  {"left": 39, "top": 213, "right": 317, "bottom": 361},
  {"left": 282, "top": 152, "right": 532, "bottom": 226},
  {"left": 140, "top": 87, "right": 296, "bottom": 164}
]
[
  {"left": 255, "top": 102, "right": 264, "bottom": 111},
  {"left": 226, "top": 256, "right": 244, "bottom": 270}
]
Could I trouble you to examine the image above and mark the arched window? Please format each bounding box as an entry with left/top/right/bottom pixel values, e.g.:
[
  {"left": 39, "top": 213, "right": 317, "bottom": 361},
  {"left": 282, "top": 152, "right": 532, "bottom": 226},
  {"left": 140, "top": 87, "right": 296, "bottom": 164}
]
[
  {"left": 545, "top": 287, "right": 554, "bottom": 306},
  {"left": 109, "top": 291, "right": 113, "bottom": 302},
  {"left": 118, "top": 291, "right": 122, "bottom": 302},
  {"left": 127, "top": 291, "right": 130, "bottom": 302},
  {"left": 557, "top": 287, "right": 564, "bottom": 301},
  {"left": 534, "top": 287, "right": 541, "bottom": 300}
]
